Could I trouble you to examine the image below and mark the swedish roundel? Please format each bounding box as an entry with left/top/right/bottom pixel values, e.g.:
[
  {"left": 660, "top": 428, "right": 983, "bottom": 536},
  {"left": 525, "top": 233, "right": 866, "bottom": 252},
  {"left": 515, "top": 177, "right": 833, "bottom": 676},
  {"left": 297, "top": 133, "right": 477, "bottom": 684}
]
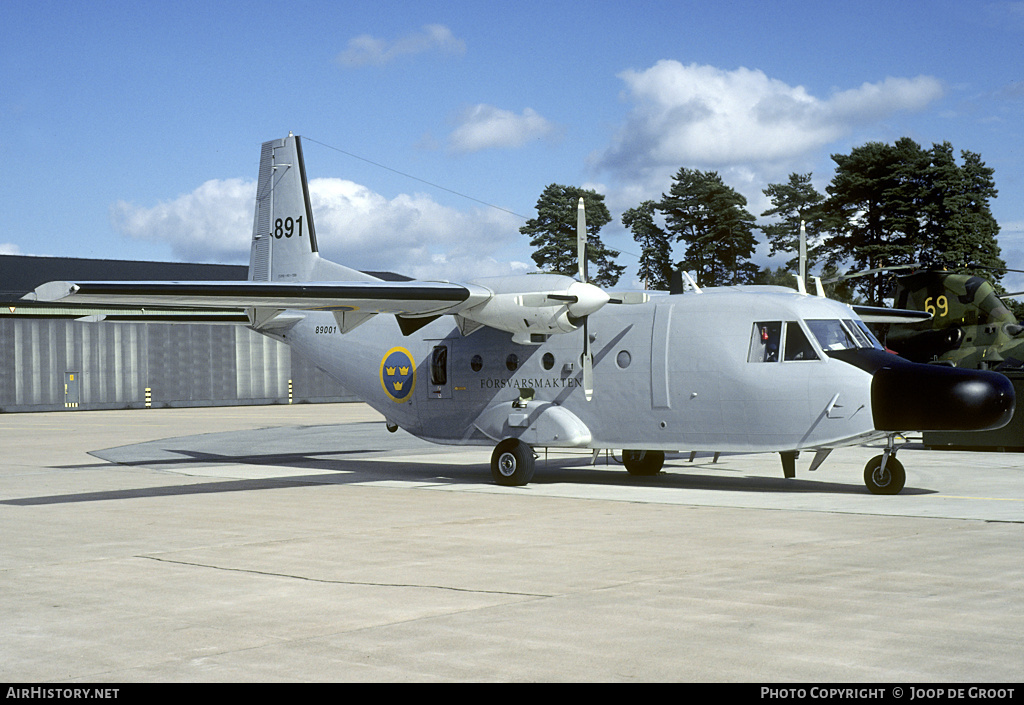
[{"left": 380, "top": 347, "right": 416, "bottom": 403}]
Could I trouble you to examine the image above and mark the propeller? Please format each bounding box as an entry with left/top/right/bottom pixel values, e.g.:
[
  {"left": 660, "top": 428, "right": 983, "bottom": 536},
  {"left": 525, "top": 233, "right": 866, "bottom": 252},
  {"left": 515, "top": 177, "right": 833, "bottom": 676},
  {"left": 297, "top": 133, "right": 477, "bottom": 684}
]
[{"left": 513, "top": 197, "right": 650, "bottom": 400}]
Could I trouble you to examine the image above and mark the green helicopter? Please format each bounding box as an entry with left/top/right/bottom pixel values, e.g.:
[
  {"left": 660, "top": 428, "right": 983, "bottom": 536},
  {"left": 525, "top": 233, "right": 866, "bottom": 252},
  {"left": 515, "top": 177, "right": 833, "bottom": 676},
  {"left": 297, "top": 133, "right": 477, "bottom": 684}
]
[{"left": 886, "top": 270, "right": 1024, "bottom": 370}]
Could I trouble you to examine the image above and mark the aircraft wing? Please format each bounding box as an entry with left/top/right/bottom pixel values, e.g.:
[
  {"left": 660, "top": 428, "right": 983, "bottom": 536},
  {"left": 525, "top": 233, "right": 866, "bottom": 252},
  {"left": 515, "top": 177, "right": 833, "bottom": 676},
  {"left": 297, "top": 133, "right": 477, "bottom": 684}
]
[
  {"left": 1, "top": 300, "right": 250, "bottom": 324},
  {"left": 25, "top": 280, "right": 475, "bottom": 317},
  {"left": 852, "top": 305, "right": 932, "bottom": 324}
]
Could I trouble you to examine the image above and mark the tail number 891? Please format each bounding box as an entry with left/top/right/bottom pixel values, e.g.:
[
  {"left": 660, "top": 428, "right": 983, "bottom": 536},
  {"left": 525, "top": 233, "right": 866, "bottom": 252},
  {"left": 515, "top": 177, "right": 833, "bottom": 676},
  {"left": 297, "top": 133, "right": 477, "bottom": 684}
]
[{"left": 274, "top": 216, "right": 304, "bottom": 239}]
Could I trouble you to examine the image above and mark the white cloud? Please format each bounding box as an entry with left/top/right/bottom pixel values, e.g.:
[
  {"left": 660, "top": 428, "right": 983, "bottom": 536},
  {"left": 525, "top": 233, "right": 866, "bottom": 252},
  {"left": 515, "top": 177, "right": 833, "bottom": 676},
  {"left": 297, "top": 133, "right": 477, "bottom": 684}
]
[
  {"left": 447, "top": 105, "right": 558, "bottom": 153},
  {"left": 0, "top": 242, "right": 22, "bottom": 255},
  {"left": 309, "top": 178, "right": 527, "bottom": 279},
  {"left": 337, "top": 24, "right": 466, "bottom": 67},
  {"left": 109, "top": 177, "right": 529, "bottom": 281},
  {"left": 110, "top": 178, "right": 254, "bottom": 263},
  {"left": 597, "top": 60, "right": 944, "bottom": 180}
]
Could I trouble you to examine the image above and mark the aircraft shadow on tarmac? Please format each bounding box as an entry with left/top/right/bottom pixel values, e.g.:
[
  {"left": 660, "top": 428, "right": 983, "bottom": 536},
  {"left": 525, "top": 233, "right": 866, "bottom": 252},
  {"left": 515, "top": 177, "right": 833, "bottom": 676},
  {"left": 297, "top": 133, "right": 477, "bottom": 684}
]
[{"left": 3, "top": 423, "right": 937, "bottom": 505}]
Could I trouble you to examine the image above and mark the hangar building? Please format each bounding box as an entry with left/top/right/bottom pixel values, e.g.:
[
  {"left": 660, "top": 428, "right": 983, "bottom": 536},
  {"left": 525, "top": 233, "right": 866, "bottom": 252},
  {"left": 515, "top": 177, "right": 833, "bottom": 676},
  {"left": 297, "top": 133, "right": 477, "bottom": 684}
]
[{"left": 0, "top": 254, "right": 381, "bottom": 412}]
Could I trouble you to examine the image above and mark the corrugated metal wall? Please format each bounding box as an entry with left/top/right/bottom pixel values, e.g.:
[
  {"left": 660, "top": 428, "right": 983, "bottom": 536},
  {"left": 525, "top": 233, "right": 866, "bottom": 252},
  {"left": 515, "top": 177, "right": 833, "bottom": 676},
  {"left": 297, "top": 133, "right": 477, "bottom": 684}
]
[{"left": 0, "top": 319, "right": 354, "bottom": 412}]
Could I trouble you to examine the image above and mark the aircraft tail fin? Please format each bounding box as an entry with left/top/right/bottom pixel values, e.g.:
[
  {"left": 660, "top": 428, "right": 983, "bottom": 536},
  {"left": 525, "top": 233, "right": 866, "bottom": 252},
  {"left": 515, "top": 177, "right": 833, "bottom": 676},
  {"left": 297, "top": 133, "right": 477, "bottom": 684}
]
[{"left": 248, "top": 133, "right": 378, "bottom": 283}]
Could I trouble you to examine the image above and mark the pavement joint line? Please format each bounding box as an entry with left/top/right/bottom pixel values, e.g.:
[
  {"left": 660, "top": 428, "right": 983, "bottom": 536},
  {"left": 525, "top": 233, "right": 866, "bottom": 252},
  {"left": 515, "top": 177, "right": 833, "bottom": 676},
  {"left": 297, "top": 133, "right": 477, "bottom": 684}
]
[{"left": 139, "top": 555, "right": 555, "bottom": 598}]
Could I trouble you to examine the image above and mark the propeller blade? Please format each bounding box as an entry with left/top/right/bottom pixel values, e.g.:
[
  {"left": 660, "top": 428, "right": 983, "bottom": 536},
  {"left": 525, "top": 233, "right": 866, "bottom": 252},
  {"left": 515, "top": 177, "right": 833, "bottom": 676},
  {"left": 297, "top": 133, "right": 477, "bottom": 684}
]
[
  {"left": 582, "top": 317, "right": 594, "bottom": 401},
  {"left": 577, "top": 197, "right": 588, "bottom": 283}
]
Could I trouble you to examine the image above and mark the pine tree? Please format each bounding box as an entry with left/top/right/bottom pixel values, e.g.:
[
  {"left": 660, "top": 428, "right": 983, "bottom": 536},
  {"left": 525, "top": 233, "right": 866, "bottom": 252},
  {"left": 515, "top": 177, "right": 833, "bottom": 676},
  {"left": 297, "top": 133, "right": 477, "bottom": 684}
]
[
  {"left": 761, "top": 173, "right": 826, "bottom": 274},
  {"left": 520, "top": 184, "right": 624, "bottom": 286},
  {"left": 919, "top": 143, "right": 1004, "bottom": 278},
  {"left": 824, "top": 139, "right": 925, "bottom": 304},
  {"left": 823, "top": 138, "right": 1005, "bottom": 304},
  {"left": 622, "top": 200, "right": 671, "bottom": 290},
  {"left": 658, "top": 168, "right": 758, "bottom": 287}
]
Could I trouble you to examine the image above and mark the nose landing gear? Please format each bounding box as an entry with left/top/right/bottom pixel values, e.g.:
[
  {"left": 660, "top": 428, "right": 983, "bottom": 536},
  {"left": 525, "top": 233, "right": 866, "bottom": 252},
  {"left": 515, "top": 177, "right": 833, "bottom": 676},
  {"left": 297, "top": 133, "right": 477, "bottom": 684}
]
[{"left": 864, "top": 435, "right": 906, "bottom": 495}]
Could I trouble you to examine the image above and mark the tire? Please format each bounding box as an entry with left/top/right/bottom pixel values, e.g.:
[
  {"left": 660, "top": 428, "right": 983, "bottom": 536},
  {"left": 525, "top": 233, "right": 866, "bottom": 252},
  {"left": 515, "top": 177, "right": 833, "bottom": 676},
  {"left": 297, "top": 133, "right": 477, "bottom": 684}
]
[
  {"left": 491, "top": 439, "right": 535, "bottom": 486},
  {"left": 864, "top": 454, "right": 906, "bottom": 495},
  {"left": 623, "top": 449, "right": 665, "bottom": 476}
]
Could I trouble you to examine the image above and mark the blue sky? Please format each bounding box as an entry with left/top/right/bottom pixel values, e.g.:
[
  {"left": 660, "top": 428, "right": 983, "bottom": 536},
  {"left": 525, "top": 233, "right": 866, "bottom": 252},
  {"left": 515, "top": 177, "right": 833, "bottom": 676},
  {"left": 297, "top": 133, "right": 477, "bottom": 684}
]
[{"left": 3, "top": 0, "right": 1024, "bottom": 292}]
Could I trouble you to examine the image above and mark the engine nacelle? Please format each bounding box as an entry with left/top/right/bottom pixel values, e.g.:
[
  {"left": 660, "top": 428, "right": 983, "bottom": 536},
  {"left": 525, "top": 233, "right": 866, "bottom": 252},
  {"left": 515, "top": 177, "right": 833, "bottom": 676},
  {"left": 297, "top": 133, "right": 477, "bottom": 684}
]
[{"left": 456, "top": 273, "right": 609, "bottom": 342}]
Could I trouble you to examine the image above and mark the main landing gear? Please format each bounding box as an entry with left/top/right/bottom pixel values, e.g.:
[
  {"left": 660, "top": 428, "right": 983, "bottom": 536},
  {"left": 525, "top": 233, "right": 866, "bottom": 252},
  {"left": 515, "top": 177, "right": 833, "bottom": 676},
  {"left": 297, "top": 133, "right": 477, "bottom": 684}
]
[
  {"left": 490, "top": 440, "right": 667, "bottom": 486},
  {"left": 863, "top": 435, "right": 906, "bottom": 495},
  {"left": 490, "top": 438, "right": 535, "bottom": 486},
  {"left": 622, "top": 449, "right": 665, "bottom": 476}
]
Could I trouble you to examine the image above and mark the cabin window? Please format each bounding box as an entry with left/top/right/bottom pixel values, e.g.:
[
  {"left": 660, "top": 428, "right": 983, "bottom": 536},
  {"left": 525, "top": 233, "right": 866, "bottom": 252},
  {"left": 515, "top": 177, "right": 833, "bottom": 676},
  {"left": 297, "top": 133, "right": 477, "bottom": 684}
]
[
  {"left": 470, "top": 354, "right": 483, "bottom": 372},
  {"left": 506, "top": 353, "right": 519, "bottom": 372},
  {"left": 430, "top": 345, "right": 448, "bottom": 385},
  {"left": 542, "top": 352, "right": 555, "bottom": 370},
  {"left": 616, "top": 350, "right": 632, "bottom": 369},
  {"left": 748, "top": 322, "right": 781, "bottom": 362},
  {"left": 783, "top": 322, "right": 818, "bottom": 361}
]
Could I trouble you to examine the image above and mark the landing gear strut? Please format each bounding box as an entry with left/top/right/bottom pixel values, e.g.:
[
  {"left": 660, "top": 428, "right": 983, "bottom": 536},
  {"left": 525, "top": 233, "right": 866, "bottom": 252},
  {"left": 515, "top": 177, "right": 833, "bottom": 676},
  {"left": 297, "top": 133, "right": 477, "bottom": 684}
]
[{"left": 864, "top": 435, "right": 906, "bottom": 495}]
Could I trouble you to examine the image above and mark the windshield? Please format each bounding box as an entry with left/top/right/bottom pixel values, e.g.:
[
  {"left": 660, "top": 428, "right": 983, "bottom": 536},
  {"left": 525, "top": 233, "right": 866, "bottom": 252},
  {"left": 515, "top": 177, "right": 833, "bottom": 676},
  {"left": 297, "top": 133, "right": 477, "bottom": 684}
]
[
  {"left": 849, "top": 319, "right": 884, "bottom": 349},
  {"left": 806, "top": 319, "right": 859, "bottom": 351}
]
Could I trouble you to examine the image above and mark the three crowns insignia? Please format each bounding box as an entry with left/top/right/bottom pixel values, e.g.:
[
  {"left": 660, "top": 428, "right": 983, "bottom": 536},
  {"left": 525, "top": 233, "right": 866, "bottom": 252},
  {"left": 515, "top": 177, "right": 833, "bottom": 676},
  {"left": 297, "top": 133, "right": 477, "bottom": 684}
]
[{"left": 381, "top": 348, "right": 415, "bottom": 402}]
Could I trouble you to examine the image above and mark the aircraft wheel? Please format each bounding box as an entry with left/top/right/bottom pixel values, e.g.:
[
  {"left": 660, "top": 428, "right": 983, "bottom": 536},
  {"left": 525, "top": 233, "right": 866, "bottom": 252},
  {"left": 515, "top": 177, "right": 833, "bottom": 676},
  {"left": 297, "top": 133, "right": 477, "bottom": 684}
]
[
  {"left": 863, "top": 455, "right": 906, "bottom": 495},
  {"left": 623, "top": 449, "right": 665, "bottom": 476},
  {"left": 491, "top": 439, "right": 535, "bottom": 486}
]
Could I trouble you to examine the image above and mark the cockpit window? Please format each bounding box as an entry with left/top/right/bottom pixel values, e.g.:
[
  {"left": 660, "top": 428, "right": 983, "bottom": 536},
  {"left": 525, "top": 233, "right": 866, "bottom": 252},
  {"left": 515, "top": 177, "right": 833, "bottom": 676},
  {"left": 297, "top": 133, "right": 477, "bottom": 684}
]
[
  {"left": 843, "top": 319, "right": 872, "bottom": 347},
  {"left": 749, "top": 321, "right": 819, "bottom": 362},
  {"left": 848, "top": 319, "right": 884, "bottom": 350},
  {"left": 783, "top": 322, "right": 819, "bottom": 361},
  {"left": 806, "top": 319, "right": 859, "bottom": 350},
  {"left": 754, "top": 318, "right": 879, "bottom": 361},
  {"left": 748, "top": 322, "right": 781, "bottom": 362}
]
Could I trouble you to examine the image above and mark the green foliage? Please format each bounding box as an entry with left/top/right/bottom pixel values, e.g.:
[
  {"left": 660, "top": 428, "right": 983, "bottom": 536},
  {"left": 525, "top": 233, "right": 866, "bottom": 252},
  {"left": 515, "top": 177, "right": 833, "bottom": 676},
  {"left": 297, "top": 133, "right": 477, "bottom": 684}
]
[
  {"left": 751, "top": 266, "right": 797, "bottom": 289},
  {"left": 918, "top": 143, "right": 1004, "bottom": 276},
  {"left": 1005, "top": 297, "right": 1024, "bottom": 323},
  {"left": 658, "top": 168, "right": 759, "bottom": 287},
  {"left": 520, "top": 138, "right": 1004, "bottom": 302},
  {"left": 760, "top": 173, "right": 827, "bottom": 273},
  {"left": 520, "top": 184, "right": 625, "bottom": 286},
  {"left": 622, "top": 200, "right": 671, "bottom": 290},
  {"left": 823, "top": 138, "right": 1005, "bottom": 305}
]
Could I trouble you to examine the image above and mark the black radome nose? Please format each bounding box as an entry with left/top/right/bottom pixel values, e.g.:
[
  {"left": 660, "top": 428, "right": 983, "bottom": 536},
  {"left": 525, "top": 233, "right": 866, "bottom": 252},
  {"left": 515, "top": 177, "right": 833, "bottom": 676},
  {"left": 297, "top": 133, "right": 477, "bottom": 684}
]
[{"left": 871, "top": 362, "right": 1015, "bottom": 432}]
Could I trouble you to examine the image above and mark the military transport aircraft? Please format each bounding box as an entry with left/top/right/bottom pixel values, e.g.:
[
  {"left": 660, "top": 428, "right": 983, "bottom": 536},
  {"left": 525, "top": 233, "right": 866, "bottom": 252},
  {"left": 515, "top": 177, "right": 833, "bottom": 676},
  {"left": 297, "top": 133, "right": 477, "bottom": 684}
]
[{"left": 26, "top": 134, "right": 1016, "bottom": 494}]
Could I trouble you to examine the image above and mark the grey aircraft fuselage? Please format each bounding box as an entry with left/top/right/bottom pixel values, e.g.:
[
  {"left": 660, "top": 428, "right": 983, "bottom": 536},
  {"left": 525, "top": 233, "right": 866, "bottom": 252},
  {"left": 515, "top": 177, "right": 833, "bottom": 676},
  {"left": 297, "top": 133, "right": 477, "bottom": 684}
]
[{"left": 279, "top": 285, "right": 883, "bottom": 454}]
